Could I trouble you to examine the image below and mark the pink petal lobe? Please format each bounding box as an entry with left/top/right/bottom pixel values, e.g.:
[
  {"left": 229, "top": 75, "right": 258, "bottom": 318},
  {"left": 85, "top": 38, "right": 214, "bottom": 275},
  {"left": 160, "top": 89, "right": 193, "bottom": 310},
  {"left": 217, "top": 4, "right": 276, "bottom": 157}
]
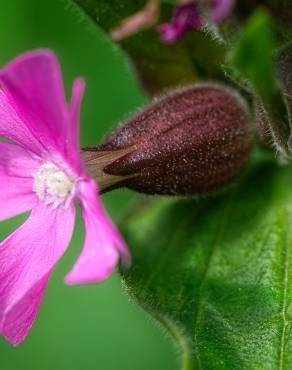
[
  {"left": 2, "top": 274, "right": 50, "bottom": 347},
  {"left": 0, "top": 203, "right": 76, "bottom": 346},
  {"left": 0, "top": 141, "right": 39, "bottom": 220},
  {"left": 0, "top": 50, "right": 66, "bottom": 146},
  {"left": 65, "top": 179, "right": 130, "bottom": 285},
  {"left": 0, "top": 50, "right": 82, "bottom": 169},
  {"left": 211, "top": 0, "right": 235, "bottom": 23},
  {"left": 66, "top": 78, "right": 85, "bottom": 171},
  {"left": 0, "top": 90, "right": 43, "bottom": 154},
  {"left": 158, "top": 2, "right": 203, "bottom": 44}
]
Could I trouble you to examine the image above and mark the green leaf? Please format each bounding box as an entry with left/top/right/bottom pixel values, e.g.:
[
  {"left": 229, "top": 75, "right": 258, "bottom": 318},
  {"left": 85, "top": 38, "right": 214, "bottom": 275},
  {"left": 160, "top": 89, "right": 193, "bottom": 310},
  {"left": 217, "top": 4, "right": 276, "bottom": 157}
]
[
  {"left": 71, "top": 0, "right": 225, "bottom": 94},
  {"left": 121, "top": 158, "right": 292, "bottom": 369},
  {"left": 228, "top": 10, "right": 291, "bottom": 157},
  {"left": 229, "top": 10, "right": 276, "bottom": 99}
]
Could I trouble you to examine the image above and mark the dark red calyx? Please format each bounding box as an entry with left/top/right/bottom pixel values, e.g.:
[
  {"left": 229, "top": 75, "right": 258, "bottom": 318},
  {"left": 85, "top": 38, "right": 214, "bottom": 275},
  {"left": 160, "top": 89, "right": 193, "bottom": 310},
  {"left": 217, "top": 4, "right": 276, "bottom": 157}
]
[{"left": 86, "top": 84, "right": 252, "bottom": 196}]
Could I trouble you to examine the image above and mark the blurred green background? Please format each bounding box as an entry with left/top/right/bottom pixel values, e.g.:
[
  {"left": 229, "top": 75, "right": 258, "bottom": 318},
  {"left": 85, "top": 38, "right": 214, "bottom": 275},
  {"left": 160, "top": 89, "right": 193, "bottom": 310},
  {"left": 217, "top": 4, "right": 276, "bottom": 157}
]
[{"left": 0, "top": 1, "right": 177, "bottom": 369}]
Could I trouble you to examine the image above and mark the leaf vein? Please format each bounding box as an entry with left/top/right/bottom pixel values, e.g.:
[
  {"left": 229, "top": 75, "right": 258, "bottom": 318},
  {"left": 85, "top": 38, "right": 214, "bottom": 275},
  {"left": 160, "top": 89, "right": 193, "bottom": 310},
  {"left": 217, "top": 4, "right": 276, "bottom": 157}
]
[
  {"left": 279, "top": 207, "right": 291, "bottom": 370},
  {"left": 193, "top": 191, "right": 236, "bottom": 369}
]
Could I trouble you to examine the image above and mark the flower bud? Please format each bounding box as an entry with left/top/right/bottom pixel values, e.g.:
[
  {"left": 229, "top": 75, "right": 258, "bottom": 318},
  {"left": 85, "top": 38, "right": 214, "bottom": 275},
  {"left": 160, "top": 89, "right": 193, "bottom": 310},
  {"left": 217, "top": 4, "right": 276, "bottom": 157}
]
[{"left": 84, "top": 84, "right": 251, "bottom": 195}]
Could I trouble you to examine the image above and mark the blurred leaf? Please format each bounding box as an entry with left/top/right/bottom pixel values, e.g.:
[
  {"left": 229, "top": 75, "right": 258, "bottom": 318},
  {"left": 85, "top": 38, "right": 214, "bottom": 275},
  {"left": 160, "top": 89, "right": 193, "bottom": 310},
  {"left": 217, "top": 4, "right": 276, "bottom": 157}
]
[
  {"left": 121, "top": 158, "right": 292, "bottom": 369},
  {"left": 72, "top": 0, "right": 196, "bottom": 94},
  {"left": 229, "top": 10, "right": 276, "bottom": 99},
  {"left": 278, "top": 42, "right": 292, "bottom": 149},
  {"left": 228, "top": 10, "right": 291, "bottom": 157},
  {"left": 185, "top": 31, "right": 225, "bottom": 80},
  {"left": 72, "top": 0, "right": 226, "bottom": 95}
]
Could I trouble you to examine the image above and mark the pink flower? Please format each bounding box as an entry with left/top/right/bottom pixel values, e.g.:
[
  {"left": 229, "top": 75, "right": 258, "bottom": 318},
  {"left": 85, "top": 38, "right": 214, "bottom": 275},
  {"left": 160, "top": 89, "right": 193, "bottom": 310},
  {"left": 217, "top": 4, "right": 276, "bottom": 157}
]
[
  {"left": 158, "top": 2, "right": 203, "bottom": 43},
  {"left": 0, "top": 50, "right": 130, "bottom": 346},
  {"left": 158, "top": 0, "right": 235, "bottom": 44},
  {"left": 211, "top": 0, "right": 235, "bottom": 23}
]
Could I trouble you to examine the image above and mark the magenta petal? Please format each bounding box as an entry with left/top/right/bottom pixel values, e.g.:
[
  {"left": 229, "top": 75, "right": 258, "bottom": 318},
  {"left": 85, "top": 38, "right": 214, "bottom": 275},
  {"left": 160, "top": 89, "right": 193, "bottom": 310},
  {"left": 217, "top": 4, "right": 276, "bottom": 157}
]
[
  {"left": 0, "top": 50, "right": 80, "bottom": 163},
  {"left": 65, "top": 78, "right": 85, "bottom": 172},
  {"left": 211, "top": 0, "right": 235, "bottom": 23},
  {"left": 0, "top": 178, "right": 36, "bottom": 221},
  {"left": 158, "top": 2, "right": 203, "bottom": 43},
  {"left": 65, "top": 216, "right": 119, "bottom": 285},
  {"left": 0, "top": 50, "right": 67, "bottom": 144},
  {"left": 65, "top": 179, "right": 130, "bottom": 285},
  {"left": 69, "top": 78, "right": 85, "bottom": 148},
  {"left": 2, "top": 274, "right": 50, "bottom": 347},
  {"left": 0, "top": 140, "right": 40, "bottom": 178},
  {"left": 157, "top": 24, "right": 181, "bottom": 44},
  {"left": 0, "top": 90, "right": 43, "bottom": 154},
  {"left": 0, "top": 204, "right": 75, "bottom": 346},
  {"left": 0, "top": 141, "right": 39, "bottom": 220}
]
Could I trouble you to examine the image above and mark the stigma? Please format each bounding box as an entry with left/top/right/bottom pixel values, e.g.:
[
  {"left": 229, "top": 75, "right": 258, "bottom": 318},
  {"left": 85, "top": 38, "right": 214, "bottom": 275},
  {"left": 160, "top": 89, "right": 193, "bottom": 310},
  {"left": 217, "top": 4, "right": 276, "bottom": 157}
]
[{"left": 34, "top": 162, "right": 76, "bottom": 208}]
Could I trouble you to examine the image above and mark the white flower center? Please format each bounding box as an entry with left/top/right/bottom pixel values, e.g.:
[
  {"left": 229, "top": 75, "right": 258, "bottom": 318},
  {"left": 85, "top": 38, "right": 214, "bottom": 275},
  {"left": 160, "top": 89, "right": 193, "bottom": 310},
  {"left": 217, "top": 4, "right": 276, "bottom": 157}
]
[{"left": 34, "top": 162, "right": 75, "bottom": 208}]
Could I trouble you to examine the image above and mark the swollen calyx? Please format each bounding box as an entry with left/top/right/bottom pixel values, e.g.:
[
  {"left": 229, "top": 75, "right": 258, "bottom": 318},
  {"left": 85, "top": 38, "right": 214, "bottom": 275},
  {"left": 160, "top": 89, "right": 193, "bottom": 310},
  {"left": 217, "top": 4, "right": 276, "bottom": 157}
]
[{"left": 84, "top": 84, "right": 252, "bottom": 196}]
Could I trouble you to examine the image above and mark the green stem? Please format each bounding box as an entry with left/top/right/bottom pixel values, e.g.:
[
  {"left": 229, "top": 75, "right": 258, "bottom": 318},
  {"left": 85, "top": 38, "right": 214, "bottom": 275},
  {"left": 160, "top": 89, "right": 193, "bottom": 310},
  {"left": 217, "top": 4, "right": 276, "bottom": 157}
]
[{"left": 160, "top": 317, "right": 199, "bottom": 370}]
